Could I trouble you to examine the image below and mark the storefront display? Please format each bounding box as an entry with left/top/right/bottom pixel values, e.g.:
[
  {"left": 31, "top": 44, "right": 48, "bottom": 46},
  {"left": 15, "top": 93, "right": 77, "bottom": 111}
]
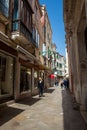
[
  {"left": 20, "top": 67, "right": 31, "bottom": 92},
  {"left": 0, "top": 52, "right": 14, "bottom": 97},
  {"left": 34, "top": 70, "right": 38, "bottom": 88}
]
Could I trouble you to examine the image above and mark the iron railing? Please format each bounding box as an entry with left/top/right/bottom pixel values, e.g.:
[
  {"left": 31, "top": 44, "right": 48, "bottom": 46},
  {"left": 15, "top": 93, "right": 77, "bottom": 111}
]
[{"left": 12, "top": 20, "right": 37, "bottom": 47}]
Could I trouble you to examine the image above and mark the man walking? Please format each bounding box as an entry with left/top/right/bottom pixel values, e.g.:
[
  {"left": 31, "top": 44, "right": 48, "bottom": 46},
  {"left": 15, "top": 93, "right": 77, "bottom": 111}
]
[{"left": 38, "top": 77, "right": 44, "bottom": 97}]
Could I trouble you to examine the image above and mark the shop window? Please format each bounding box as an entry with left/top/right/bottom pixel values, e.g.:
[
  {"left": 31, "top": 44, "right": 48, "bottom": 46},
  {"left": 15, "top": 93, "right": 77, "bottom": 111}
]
[
  {"left": 34, "top": 70, "right": 38, "bottom": 88},
  {"left": 0, "top": 53, "right": 14, "bottom": 97},
  {"left": 84, "top": 27, "right": 87, "bottom": 53},
  {"left": 20, "top": 67, "right": 31, "bottom": 92},
  {"left": 0, "top": 57, "right": 6, "bottom": 81}
]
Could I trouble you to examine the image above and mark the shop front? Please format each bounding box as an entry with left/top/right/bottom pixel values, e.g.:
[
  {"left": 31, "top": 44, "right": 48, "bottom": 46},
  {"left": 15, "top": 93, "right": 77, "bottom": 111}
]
[
  {"left": 0, "top": 40, "right": 17, "bottom": 103},
  {"left": 20, "top": 66, "right": 32, "bottom": 93},
  {"left": 0, "top": 52, "right": 15, "bottom": 102},
  {"left": 34, "top": 70, "right": 38, "bottom": 89}
]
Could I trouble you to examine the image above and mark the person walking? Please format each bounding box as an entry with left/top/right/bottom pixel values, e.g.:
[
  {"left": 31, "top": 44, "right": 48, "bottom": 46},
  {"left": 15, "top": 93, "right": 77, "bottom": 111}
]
[
  {"left": 63, "top": 78, "right": 67, "bottom": 89},
  {"left": 38, "top": 77, "right": 44, "bottom": 97},
  {"left": 59, "top": 79, "right": 63, "bottom": 88}
]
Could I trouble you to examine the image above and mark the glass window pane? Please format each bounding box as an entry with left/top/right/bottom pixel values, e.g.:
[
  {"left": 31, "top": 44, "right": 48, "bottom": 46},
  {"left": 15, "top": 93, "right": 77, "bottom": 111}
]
[
  {"left": 34, "top": 70, "right": 38, "bottom": 88},
  {"left": 13, "top": 0, "right": 18, "bottom": 20},
  {"left": 13, "top": 22, "right": 19, "bottom": 31},
  {"left": 0, "top": 53, "right": 14, "bottom": 97},
  {"left": 0, "top": 0, "right": 9, "bottom": 17},
  {"left": 20, "top": 67, "right": 31, "bottom": 92}
]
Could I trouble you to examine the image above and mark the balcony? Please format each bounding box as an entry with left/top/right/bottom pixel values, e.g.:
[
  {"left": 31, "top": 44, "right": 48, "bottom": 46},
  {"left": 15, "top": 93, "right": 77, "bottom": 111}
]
[
  {"left": 0, "top": 1, "right": 9, "bottom": 24},
  {"left": 11, "top": 20, "right": 37, "bottom": 47}
]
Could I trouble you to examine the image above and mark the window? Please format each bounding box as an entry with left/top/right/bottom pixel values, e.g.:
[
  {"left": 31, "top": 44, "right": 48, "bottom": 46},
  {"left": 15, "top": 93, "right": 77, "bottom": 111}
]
[
  {"left": 59, "top": 64, "right": 62, "bottom": 68},
  {"left": 0, "top": 0, "right": 9, "bottom": 17},
  {"left": 27, "top": 11, "right": 29, "bottom": 28},
  {"left": 57, "top": 54, "right": 59, "bottom": 59},
  {"left": 44, "top": 26, "right": 46, "bottom": 39},
  {"left": 57, "top": 62, "right": 58, "bottom": 67},
  {"left": 20, "top": 0, "right": 32, "bottom": 30},
  {"left": 34, "top": 70, "right": 38, "bottom": 88},
  {"left": 37, "top": 34, "right": 39, "bottom": 47},
  {"left": 20, "top": 67, "right": 31, "bottom": 92},
  {"left": 84, "top": 27, "right": 87, "bottom": 53},
  {"left": 13, "top": 22, "right": 18, "bottom": 31},
  {"left": 48, "top": 47, "right": 51, "bottom": 58},
  {"left": 0, "top": 53, "right": 14, "bottom": 96},
  {"left": 36, "top": 30, "right": 38, "bottom": 44},
  {"left": 20, "top": 0, "right": 24, "bottom": 22},
  {"left": 60, "top": 71, "right": 62, "bottom": 76},
  {"left": 13, "top": 0, "right": 18, "bottom": 20},
  {"left": 29, "top": 14, "right": 32, "bottom": 28},
  {"left": 32, "top": 28, "right": 36, "bottom": 40}
]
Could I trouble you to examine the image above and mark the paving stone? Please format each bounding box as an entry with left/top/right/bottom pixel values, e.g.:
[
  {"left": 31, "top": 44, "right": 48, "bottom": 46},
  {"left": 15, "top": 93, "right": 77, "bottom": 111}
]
[{"left": 0, "top": 87, "right": 87, "bottom": 130}]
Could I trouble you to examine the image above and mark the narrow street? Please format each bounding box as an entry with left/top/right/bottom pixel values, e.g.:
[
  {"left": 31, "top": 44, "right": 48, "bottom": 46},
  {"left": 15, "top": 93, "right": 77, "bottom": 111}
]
[{"left": 0, "top": 87, "right": 87, "bottom": 130}]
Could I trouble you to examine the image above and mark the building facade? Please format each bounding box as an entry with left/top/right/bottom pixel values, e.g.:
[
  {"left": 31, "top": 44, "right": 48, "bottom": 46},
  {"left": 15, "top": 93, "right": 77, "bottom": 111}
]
[
  {"left": 0, "top": 0, "right": 18, "bottom": 103},
  {"left": 64, "top": 0, "right": 87, "bottom": 111},
  {"left": 41, "top": 5, "right": 52, "bottom": 68},
  {"left": 41, "top": 5, "right": 53, "bottom": 88},
  {"left": 55, "top": 53, "right": 66, "bottom": 78},
  {"left": 65, "top": 46, "right": 69, "bottom": 78},
  {"left": 51, "top": 43, "right": 66, "bottom": 85},
  {"left": 0, "top": 0, "right": 51, "bottom": 103},
  {"left": 51, "top": 43, "right": 57, "bottom": 72}
]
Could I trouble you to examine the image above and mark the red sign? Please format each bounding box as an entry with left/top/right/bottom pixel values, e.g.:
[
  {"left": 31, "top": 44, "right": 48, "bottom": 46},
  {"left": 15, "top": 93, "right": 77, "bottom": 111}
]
[{"left": 49, "top": 74, "right": 55, "bottom": 79}]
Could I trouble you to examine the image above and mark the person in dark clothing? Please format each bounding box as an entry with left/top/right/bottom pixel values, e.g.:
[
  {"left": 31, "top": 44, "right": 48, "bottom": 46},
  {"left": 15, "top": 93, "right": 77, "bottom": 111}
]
[
  {"left": 63, "top": 78, "right": 69, "bottom": 89},
  {"left": 63, "top": 79, "right": 67, "bottom": 88},
  {"left": 38, "top": 77, "right": 44, "bottom": 97}
]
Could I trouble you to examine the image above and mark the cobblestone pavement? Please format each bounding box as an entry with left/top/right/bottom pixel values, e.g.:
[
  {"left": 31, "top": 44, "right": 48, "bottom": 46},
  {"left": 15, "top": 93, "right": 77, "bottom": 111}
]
[{"left": 0, "top": 87, "right": 87, "bottom": 130}]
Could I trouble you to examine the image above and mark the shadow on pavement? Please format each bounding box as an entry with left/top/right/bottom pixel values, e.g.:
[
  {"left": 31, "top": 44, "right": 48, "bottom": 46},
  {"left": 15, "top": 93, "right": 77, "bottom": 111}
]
[
  {"left": 18, "top": 97, "right": 41, "bottom": 106},
  {"left": 44, "top": 88, "right": 55, "bottom": 93},
  {"left": 62, "top": 89, "right": 87, "bottom": 130},
  {"left": 0, "top": 97, "right": 41, "bottom": 126},
  {"left": 0, "top": 105, "right": 24, "bottom": 126}
]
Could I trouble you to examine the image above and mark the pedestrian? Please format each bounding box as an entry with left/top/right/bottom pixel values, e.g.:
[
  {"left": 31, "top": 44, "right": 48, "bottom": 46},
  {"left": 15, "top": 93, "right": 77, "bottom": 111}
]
[
  {"left": 38, "top": 77, "right": 44, "bottom": 97},
  {"left": 59, "top": 79, "right": 63, "bottom": 88},
  {"left": 63, "top": 78, "right": 67, "bottom": 89},
  {"left": 55, "top": 81, "right": 58, "bottom": 87},
  {"left": 55, "top": 81, "right": 57, "bottom": 87},
  {"left": 56, "top": 81, "right": 59, "bottom": 86}
]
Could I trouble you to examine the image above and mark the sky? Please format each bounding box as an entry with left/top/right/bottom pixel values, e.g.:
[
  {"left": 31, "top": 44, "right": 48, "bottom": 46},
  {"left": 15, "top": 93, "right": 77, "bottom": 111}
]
[{"left": 39, "top": 0, "right": 66, "bottom": 57}]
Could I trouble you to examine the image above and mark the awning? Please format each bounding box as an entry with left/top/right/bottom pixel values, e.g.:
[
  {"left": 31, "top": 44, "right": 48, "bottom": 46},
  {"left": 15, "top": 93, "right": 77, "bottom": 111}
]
[
  {"left": 16, "top": 45, "right": 37, "bottom": 61},
  {"left": 19, "top": 58, "right": 51, "bottom": 71},
  {"left": 0, "top": 39, "right": 17, "bottom": 57},
  {"left": 34, "top": 63, "right": 51, "bottom": 71}
]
